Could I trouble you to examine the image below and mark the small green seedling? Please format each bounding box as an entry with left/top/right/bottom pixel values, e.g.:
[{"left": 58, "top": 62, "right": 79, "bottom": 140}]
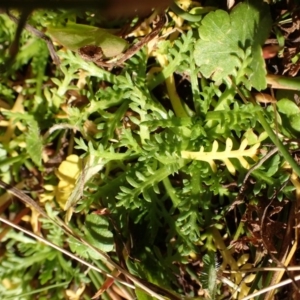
[{"left": 47, "top": 23, "right": 128, "bottom": 58}]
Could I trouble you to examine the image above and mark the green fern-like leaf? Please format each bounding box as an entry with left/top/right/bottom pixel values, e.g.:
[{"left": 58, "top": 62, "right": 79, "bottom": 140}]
[
  {"left": 0, "top": 221, "right": 84, "bottom": 299},
  {"left": 205, "top": 102, "right": 260, "bottom": 137},
  {"left": 84, "top": 214, "right": 114, "bottom": 253},
  {"left": 148, "top": 30, "right": 194, "bottom": 90}
]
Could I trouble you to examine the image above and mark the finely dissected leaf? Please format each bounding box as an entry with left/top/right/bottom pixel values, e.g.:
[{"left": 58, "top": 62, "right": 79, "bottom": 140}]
[
  {"left": 194, "top": 0, "right": 272, "bottom": 89},
  {"left": 181, "top": 138, "right": 260, "bottom": 175},
  {"left": 47, "top": 23, "right": 128, "bottom": 58},
  {"left": 84, "top": 214, "right": 114, "bottom": 253},
  {"left": 25, "top": 119, "right": 43, "bottom": 167}
]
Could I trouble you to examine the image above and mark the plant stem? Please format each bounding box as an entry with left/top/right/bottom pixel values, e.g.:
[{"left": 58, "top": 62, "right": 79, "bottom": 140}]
[
  {"left": 256, "top": 109, "right": 300, "bottom": 177},
  {"left": 170, "top": 2, "right": 216, "bottom": 22},
  {"left": 234, "top": 82, "right": 300, "bottom": 177},
  {"left": 5, "top": 282, "right": 68, "bottom": 299}
]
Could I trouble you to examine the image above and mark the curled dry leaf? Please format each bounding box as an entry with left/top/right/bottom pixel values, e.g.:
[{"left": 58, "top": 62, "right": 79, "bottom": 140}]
[
  {"left": 262, "top": 44, "right": 281, "bottom": 59},
  {"left": 253, "top": 92, "right": 276, "bottom": 104}
]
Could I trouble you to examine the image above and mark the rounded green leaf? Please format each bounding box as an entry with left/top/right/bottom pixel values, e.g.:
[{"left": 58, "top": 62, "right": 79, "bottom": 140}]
[
  {"left": 194, "top": 10, "right": 240, "bottom": 82},
  {"left": 48, "top": 23, "right": 128, "bottom": 58},
  {"left": 290, "top": 113, "right": 300, "bottom": 132},
  {"left": 193, "top": 0, "right": 272, "bottom": 90},
  {"left": 277, "top": 98, "right": 300, "bottom": 115}
]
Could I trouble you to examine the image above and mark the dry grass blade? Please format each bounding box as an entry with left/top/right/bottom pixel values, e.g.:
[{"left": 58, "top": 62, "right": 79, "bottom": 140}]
[
  {"left": 0, "top": 180, "right": 170, "bottom": 300},
  {"left": 260, "top": 186, "right": 299, "bottom": 299},
  {"left": 237, "top": 146, "right": 279, "bottom": 200},
  {"left": 0, "top": 0, "right": 172, "bottom": 15},
  {"left": 241, "top": 274, "right": 300, "bottom": 300},
  {"left": 2, "top": 2, "right": 300, "bottom": 299},
  {"left": 224, "top": 266, "right": 300, "bottom": 273},
  {"left": 5, "top": 10, "right": 60, "bottom": 64},
  {"left": 0, "top": 216, "right": 134, "bottom": 288}
]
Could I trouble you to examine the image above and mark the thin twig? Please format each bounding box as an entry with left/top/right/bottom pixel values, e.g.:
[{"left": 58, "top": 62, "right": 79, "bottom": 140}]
[
  {"left": 4, "top": 9, "right": 31, "bottom": 68},
  {"left": 6, "top": 10, "right": 60, "bottom": 65},
  {"left": 260, "top": 184, "right": 300, "bottom": 299},
  {"left": 0, "top": 216, "right": 135, "bottom": 288},
  {"left": 229, "top": 146, "right": 279, "bottom": 211},
  {"left": 224, "top": 265, "right": 300, "bottom": 273},
  {"left": 79, "top": 13, "right": 166, "bottom": 68},
  {"left": 241, "top": 274, "right": 300, "bottom": 300},
  {"left": 0, "top": 0, "right": 172, "bottom": 17},
  {"left": 238, "top": 146, "right": 279, "bottom": 197},
  {"left": 0, "top": 180, "right": 171, "bottom": 300},
  {"left": 233, "top": 81, "right": 300, "bottom": 177}
]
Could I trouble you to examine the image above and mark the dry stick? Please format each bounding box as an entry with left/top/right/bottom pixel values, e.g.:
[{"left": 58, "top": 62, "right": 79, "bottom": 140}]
[
  {"left": 241, "top": 274, "right": 300, "bottom": 300},
  {"left": 272, "top": 199, "right": 298, "bottom": 297},
  {"left": 229, "top": 146, "right": 279, "bottom": 211},
  {"left": 80, "top": 13, "right": 166, "bottom": 68},
  {"left": 0, "top": 216, "right": 134, "bottom": 289},
  {"left": 260, "top": 185, "right": 300, "bottom": 299},
  {"left": 233, "top": 80, "right": 300, "bottom": 175},
  {"left": 225, "top": 148, "right": 280, "bottom": 297},
  {"left": 4, "top": 9, "right": 32, "bottom": 67},
  {"left": 239, "top": 189, "right": 299, "bottom": 300},
  {"left": 224, "top": 266, "right": 300, "bottom": 273},
  {"left": 0, "top": 180, "right": 170, "bottom": 300},
  {"left": 6, "top": 10, "right": 60, "bottom": 65},
  {"left": 232, "top": 83, "right": 299, "bottom": 299},
  {"left": 0, "top": 180, "right": 70, "bottom": 233},
  {"left": 270, "top": 88, "right": 279, "bottom": 146},
  {"left": 290, "top": 171, "right": 300, "bottom": 296},
  {"left": 0, "top": 207, "right": 30, "bottom": 240},
  {"left": 110, "top": 13, "right": 166, "bottom": 65},
  {"left": 264, "top": 176, "right": 300, "bottom": 298},
  {"left": 238, "top": 146, "right": 279, "bottom": 198},
  {"left": 0, "top": 0, "right": 172, "bottom": 17},
  {"left": 0, "top": 180, "right": 55, "bottom": 220}
]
